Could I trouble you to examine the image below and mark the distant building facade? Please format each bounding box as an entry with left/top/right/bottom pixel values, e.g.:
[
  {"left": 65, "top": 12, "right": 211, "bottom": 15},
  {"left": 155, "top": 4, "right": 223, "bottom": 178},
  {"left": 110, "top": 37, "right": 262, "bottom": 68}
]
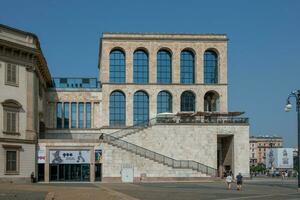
[
  {"left": 1, "top": 24, "right": 250, "bottom": 183},
  {"left": 249, "top": 136, "right": 283, "bottom": 166}
]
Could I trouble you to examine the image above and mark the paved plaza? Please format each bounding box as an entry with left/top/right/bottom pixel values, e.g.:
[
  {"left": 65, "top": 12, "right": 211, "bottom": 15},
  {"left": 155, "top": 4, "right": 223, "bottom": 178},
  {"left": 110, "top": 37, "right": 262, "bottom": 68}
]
[{"left": 0, "top": 178, "right": 299, "bottom": 200}]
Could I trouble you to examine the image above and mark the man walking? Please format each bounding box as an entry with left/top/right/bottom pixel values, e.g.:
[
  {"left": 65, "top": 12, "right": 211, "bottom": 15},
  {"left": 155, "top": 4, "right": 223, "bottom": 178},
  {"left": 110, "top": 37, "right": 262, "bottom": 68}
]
[{"left": 236, "top": 173, "right": 243, "bottom": 191}]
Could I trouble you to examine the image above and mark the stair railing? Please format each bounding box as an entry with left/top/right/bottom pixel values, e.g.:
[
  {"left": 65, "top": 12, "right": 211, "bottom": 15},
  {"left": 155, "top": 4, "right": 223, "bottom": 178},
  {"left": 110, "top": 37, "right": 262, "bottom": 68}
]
[{"left": 101, "top": 133, "right": 217, "bottom": 176}]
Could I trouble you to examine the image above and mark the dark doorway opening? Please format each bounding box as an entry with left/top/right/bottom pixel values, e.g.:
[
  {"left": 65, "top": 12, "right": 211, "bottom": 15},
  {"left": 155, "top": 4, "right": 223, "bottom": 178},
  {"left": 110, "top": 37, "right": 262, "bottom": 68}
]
[
  {"left": 38, "top": 164, "right": 44, "bottom": 182},
  {"left": 217, "top": 136, "right": 233, "bottom": 177},
  {"left": 95, "top": 163, "right": 102, "bottom": 181}
]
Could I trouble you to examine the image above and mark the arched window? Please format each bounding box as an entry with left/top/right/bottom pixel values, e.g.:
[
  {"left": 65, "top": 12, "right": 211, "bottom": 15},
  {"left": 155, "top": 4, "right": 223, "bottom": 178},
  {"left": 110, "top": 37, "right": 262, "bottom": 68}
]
[
  {"left": 157, "top": 50, "right": 172, "bottom": 83},
  {"left": 157, "top": 91, "right": 172, "bottom": 114},
  {"left": 204, "top": 50, "right": 218, "bottom": 84},
  {"left": 204, "top": 91, "right": 220, "bottom": 112},
  {"left": 133, "top": 50, "right": 149, "bottom": 83},
  {"left": 180, "top": 91, "right": 195, "bottom": 112},
  {"left": 109, "top": 91, "right": 126, "bottom": 127},
  {"left": 2, "top": 99, "right": 22, "bottom": 134},
  {"left": 133, "top": 91, "right": 149, "bottom": 125},
  {"left": 180, "top": 50, "right": 195, "bottom": 84},
  {"left": 109, "top": 49, "right": 125, "bottom": 83}
]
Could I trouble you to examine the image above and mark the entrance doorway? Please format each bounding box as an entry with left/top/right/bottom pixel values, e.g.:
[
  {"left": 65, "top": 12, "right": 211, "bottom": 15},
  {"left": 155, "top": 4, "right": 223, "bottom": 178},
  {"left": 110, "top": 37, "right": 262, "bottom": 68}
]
[
  {"left": 38, "top": 164, "right": 44, "bottom": 181},
  {"left": 95, "top": 164, "right": 102, "bottom": 181},
  {"left": 217, "top": 136, "right": 233, "bottom": 177},
  {"left": 49, "top": 164, "right": 90, "bottom": 181}
]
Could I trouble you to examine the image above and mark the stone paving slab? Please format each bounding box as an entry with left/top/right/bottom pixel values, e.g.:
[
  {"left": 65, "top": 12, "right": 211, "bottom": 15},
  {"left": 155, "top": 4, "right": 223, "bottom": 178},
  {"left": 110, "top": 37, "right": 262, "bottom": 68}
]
[{"left": 102, "top": 179, "right": 300, "bottom": 200}]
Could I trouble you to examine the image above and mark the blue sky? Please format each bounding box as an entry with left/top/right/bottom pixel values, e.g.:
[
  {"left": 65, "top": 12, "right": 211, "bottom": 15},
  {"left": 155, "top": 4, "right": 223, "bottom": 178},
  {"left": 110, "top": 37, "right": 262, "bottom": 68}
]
[{"left": 1, "top": 0, "right": 299, "bottom": 147}]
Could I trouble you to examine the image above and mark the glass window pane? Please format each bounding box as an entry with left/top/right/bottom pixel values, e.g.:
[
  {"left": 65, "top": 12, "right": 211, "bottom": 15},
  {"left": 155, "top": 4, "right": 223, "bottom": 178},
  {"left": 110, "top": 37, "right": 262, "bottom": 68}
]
[
  {"left": 56, "top": 102, "right": 62, "bottom": 128},
  {"left": 180, "top": 91, "right": 195, "bottom": 112},
  {"left": 133, "top": 91, "right": 149, "bottom": 125},
  {"left": 110, "top": 50, "right": 125, "bottom": 83},
  {"left": 157, "top": 91, "right": 172, "bottom": 114},
  {"left": 180, "top": 51, "right": 195, "bottom": 84},
  {"left": 64, "top": 103, "right": 69, "bottom": 128},
  {"left": 204, "top": 50, "right": 218, "bottom": 84},
  {"left": 86, "top": 103, "right": 91, "bottom": 128},
  {"left": 157, "top": 50, "right": 172, "bottom": 83},
  {"left": 134, "top": 50, "right": 149, "bottom": 83},
  {"left": 6, "top": 151, "right": 17, "bottom": 171},
  {"left": 109, "top": 91, "right": 126, "bottom": 127}
]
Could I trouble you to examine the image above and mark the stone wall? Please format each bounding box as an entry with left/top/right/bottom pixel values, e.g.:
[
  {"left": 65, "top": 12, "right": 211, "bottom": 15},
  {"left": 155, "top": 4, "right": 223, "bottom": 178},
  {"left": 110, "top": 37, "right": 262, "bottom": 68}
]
[{"left": 0, "top": 143, "right": 35, "bottom": 183}]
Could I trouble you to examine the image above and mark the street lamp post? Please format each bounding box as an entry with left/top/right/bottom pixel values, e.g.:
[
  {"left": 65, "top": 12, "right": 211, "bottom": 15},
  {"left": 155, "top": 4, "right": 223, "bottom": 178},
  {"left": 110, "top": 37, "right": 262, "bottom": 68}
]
[{"left": 285, "top": 90, "right": 300, "bottom": 189}]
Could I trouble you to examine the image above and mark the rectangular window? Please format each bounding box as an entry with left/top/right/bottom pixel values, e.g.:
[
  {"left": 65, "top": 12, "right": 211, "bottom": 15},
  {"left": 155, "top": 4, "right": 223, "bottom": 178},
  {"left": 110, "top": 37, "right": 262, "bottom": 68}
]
[
  {"left": 6, "top": 150, "right": 17, "bottom": 173},
  {"left": 64, "top": 103, "right": 69, "bottom": 128},
  {"left": 56, "top": 102, "right": 62, "bottom": 128},
  {"left": 78, "top": 102, "right": 84, "bottom": 128},
  {"left": 4, "top": 110, "right": 18, "bottom": 133},
  {"left": 86, "top": 103, "right": 91, "bottom": 128},
  {"left": 71, "top": 103, "right": 77, "bottom": 128},
  {"left": 5, "top": 63, "right": 18, "bottom": 86}
]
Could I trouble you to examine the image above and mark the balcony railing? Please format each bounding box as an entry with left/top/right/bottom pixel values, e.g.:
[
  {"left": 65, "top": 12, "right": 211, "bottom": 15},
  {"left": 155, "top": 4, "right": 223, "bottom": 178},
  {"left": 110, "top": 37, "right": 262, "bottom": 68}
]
[
  {"left": 51, "top": 78, "right": 99, "bottom": 89},
  {"left": 156, "top": 115, "right": 249, "bottom": 124}
]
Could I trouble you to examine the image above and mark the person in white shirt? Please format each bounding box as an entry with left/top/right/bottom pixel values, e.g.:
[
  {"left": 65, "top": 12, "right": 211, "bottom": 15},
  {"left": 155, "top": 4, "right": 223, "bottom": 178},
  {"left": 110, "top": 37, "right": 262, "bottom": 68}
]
[{"left": 225, "top": 173, "right": 233, "bottom": 190}]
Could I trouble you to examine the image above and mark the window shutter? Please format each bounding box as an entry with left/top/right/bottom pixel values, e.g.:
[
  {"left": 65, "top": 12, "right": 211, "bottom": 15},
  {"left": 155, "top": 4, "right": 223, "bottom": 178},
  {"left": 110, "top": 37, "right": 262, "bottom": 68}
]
[
  {"left": 11, "top": 112, "right": 16, "bottom": 132},
  {"left": 11, "top": 65, "right": 17, "bottom": 83},
  {"left": 7, "top": 64, "right": 12, "bottom": 82},
  {"left": 6, "top": 112, "right": 11, "bottom": 132}
]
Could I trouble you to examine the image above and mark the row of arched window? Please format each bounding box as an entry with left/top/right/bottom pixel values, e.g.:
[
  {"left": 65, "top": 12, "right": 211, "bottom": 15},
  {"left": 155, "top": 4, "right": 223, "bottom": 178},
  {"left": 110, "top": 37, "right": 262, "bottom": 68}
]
[
  {"left": 109, "top": 49, "right": 218, "bottom": 84},
  {"left": 109, "top": 90, "right": 220, "bottom": 127}
]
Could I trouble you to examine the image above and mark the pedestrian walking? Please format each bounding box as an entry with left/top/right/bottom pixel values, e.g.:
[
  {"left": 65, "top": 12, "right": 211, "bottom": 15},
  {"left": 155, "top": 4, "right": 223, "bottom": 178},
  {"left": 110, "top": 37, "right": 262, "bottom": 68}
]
[
  {"left": 225, "top": 173, "right": 233, "bottom": 190},
  {"left": 236, "top": 173, "right": 243, "bottom": 191}
]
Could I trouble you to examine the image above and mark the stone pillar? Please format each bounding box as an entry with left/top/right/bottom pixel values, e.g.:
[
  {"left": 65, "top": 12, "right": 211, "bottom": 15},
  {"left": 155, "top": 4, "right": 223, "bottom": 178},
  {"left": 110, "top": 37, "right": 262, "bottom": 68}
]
[
  {"left": 172, "top": 48, "right": 180, "bottom": 84},
  {"left": 126, "top": 48, "right": 133, "bottom": 83},
  {"left": 44, "top": 148, "right": 49, "bottom": 183},
  {"left": 149, "top": 90, "right": 157, "bottom": 119},
  {"left": 90, "top": 147, "right": 95, "bottom": 182},
  {"left": 126, "top": 92, "right": 133, "bottom": 126},
  {"left": 173, "top": 90, "right": 181, "bottom": 113},
  {"left": 26, "top": 68, "right": 36, "bottom": 140},
  {"left": 91, "top": 102, "right": 94, "bottom": 128},
  {"left": 101, "top": 87, "right": 109, "bottom": 127},
  {"left": 149, "top": 47, "right": 157, "bottom": 83},
  {"left": 196, "top": 89, "right": 204, "bottom": 112},
  {"left": 100, "top": 47, "right": 109, "bottom": 83},
  {"left": 219, "top": 45, "right": 228, "bottom": 84},
  {"left": 196, "top": 48, "right": 204, "bottom": 84}
]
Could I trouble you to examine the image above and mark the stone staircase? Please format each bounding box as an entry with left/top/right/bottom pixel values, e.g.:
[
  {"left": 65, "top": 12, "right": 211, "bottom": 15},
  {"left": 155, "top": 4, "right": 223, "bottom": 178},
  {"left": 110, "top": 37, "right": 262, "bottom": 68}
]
[{"left": 101, "top": 133, "right": 217, "bottom": 177}]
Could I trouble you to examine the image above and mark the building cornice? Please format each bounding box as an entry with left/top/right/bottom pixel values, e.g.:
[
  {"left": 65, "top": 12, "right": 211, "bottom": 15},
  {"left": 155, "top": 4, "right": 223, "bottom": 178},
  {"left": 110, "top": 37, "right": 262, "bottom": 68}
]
[{"left": 0, "top": 138, "right": 36, "bottom": 144}]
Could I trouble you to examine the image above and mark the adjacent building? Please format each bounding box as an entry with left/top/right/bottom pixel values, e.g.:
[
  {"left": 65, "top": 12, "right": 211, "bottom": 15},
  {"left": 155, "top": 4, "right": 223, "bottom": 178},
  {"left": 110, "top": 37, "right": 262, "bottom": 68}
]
[
  {"left": 0, "top": 24, "right": 51, "bottom": 182},
  {"left": 1, "top": 24, "right": 250, "bottom": 183},
  {"left": 249, "top": 135, "right": 283, "bottom": 166}
]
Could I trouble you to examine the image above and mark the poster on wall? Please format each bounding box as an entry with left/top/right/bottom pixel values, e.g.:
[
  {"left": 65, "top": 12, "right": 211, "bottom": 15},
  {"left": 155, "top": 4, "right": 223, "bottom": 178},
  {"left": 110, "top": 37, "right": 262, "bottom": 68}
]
[
  {"left": 37, "top": 146, "right": 46, "bottom": 164},
  {"left": 266, "top": 148, "right": 293, "bottom": 169},
  {"left": 49, "top": 150, "right": 90, "bottom": 164},
  {"left": 277, "top": 148, "right": 293, "bottom": 168},
  {"left": 95, "top": 149, "right": 103, "bottom": 162}
]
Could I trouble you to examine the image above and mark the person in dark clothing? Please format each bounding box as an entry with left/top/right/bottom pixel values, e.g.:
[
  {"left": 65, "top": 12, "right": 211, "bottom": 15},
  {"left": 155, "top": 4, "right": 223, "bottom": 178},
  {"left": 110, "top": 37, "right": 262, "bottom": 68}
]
[{"left": 236, "top": 173, "right": 243, "bottom": 191}]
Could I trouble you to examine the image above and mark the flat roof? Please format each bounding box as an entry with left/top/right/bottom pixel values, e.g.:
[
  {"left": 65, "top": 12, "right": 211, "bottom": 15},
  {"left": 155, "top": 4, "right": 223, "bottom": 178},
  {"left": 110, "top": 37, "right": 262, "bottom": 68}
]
[{"left": 101, "top": 32, "right": 228, "bottom": 41}]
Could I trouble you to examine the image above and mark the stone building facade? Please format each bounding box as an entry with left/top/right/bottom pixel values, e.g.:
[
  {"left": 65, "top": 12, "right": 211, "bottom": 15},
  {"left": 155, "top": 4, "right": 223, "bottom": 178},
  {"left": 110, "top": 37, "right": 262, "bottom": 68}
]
[
  {"left": 0, "top": 24, "right": 250, "bottom": 183},
  {"left": 0, "top": 24, "right": 51, "bottom": 182}
]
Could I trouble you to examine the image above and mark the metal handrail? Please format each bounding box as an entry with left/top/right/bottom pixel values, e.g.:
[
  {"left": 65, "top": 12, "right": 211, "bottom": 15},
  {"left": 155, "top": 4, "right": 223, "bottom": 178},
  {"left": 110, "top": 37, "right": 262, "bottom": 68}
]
[
  {"left": 101, "top": 133, "right": 217, "bottom": 176},
  {"left": 109, "top": 117, "right": 157, "bottom": 138}
]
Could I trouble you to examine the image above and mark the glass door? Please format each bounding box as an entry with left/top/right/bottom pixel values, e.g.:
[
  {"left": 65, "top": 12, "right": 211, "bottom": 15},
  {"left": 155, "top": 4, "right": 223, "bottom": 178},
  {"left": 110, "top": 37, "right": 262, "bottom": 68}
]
[
  {"left": 50, "top": 164, "right": 58, "bottom": 181},
  {"left": 82, "top": 164, "right": 90, "bottom": 181}
]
